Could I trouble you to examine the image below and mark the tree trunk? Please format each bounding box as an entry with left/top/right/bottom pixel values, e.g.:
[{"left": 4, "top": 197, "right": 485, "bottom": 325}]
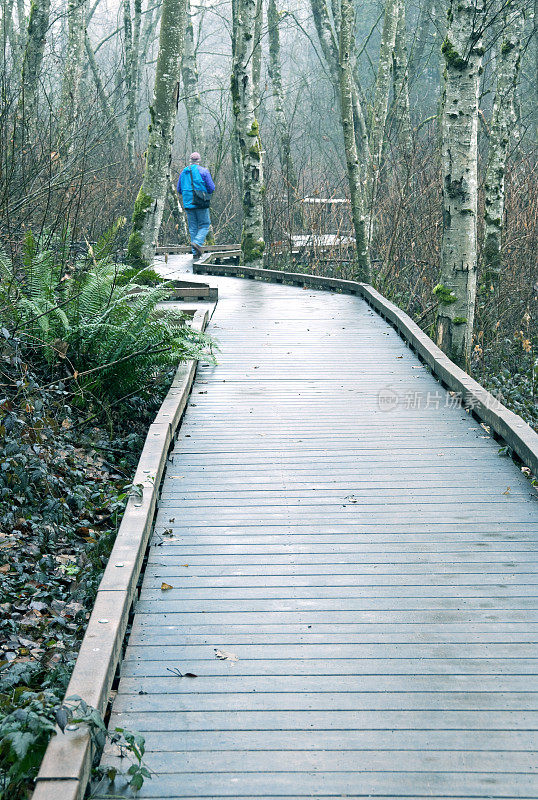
[
  {"left": 58, "top": 0, "right": 87, "bottom": 152},
  {"left": 338, "top": 0, "right": 370, "bottom": 281},
  {"left": 167, "top": 178, "right": 189, "bottom": 242},
  {"left": 10, "top": 0, "right": 26, "bottom": 74},
  {"left": 230, "top": 0, "right": 243, "bottom": 195},
  {"left": 181, "top": 0, "right": 205, "bottom": 152},
  {"left": 126, "top": 0, "right": 142, "bottom": 165},
  {"left": 368, "top": 0, "right": 399, "bottom": 205},
  {"left": 127, "top": 0, "right": 187, "bottom": 267},
  {"left": 481, "top": 5, "right": 524, "bottom": 292},
  {"left": 252, "top": 0, "right": 262, "bottom": 111},
  {"left": 231, "top": 0, "right": 265, "bottom": 266},
  {"left": 534, "top": 0, "right": 538, "bottom": 140},
  {"left": 309, "top": 0, "right": 370, "bottom": 166},
  {"left": 391, "top": 0, "right": 412, "bottom": 160},
  {"left": 436, "top": 0, "right": 484, "bottom": 369},
  {"left": 267, "top": 0, "right": 298, "bottom": 198},
  {"left": 2, "top": 0, "right": 15, "bottom": 64},
  {"left": 15, "top": 0, "right": 51, "bottom": 140}
]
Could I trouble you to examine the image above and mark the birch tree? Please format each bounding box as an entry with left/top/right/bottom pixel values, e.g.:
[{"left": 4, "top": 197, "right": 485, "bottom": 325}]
[
  {"left": 231, "top": 0, "right": 243, "bottom": 193},
  {"left": 368, "top": 0, "right": 399, "bottom": 208},
  {"left": 181, "top": 0, "right": 205, "bottom": 152},
  {"left": 252, "top": 0, "right": 263, "bottom": 110},
  {"left": 15, "top": 0, "right": 51, "bottom": 141},
  {"left": 482, "top": 3, "right": 524, "bottom": 291},
  {"left": 1, "top": 0, "right": 15, "bottom": 55},
  {"left": 59, "top": 0, "right": 88, "bottom": 151},
  {"left": 391, "top": 0, "right": 412, "bottom": 160},
  {"left": 126, "top": 0, "right": 143, "bottom": 164},
  {"left": 231, "top": 0, "right": 265, "bottom": 265},
  {"left": 435, "top": 0, "right": 485, "bottom": 369},
  {"left": 267, "top": 0, "right": 297, "bottom": 194},
  {"left": 338, "top": 0, "right": 371, "bottom": 281},
  {"left": 127, "top": 0, "right": 187, "bottom": 266}
]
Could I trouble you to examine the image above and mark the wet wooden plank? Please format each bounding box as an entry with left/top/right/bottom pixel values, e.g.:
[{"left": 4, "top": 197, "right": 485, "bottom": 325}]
[{"left": 95, "top": 262, "right": 538, "bottom": 799}]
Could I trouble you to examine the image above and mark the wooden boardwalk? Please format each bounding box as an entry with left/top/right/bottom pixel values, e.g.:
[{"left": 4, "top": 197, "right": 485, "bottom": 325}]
[{"left": 99, "top": 257, "right": 538, "bottom": 799}]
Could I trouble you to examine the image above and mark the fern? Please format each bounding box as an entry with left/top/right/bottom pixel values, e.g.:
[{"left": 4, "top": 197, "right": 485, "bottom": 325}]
[{"left": 0, "top": 228, "right": 215, "bottom": 400}]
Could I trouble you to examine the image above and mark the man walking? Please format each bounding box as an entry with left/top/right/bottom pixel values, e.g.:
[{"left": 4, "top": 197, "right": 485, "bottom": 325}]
[{"left": 177, "top": 152, "right": 215, "bottom": 259}]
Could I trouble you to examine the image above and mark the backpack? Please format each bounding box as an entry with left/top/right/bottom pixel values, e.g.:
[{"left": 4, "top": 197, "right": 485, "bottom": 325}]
[{"left": 188, "top": 166, "right": 211, "bottom": 209}]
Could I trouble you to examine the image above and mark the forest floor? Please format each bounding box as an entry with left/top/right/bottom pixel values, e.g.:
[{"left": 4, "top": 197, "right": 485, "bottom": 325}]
[{"left": 0, "top": 335, "right": 175, "bottom": 799}]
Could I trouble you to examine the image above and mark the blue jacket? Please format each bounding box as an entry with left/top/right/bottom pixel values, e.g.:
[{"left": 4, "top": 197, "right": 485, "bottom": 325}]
[{"left": 177, "top": 165, "right": 215, "bottom": 209}]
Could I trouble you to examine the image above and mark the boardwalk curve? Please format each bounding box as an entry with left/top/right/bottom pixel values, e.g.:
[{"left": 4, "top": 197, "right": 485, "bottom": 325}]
[{"left": 98, "top": 259, "right": 538, "bottom": 799}]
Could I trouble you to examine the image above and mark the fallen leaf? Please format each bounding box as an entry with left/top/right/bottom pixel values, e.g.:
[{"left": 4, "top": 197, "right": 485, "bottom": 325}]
[
  {"left": 166, "top": 666, "right": 198, "bottom": 678},
  {"left": 215, "top": 648, "right": 238, "bottom": 661},
  {"left": 0, "top": 564, "right": 10, "bottom": 573},
  {"left": 502, "top": 487, "right": 511, "bottom": 495},
  {"left": 55, "top": 706, "right": 69, "bottom": 732},
  {"left": 160, "top": 582, "right": 173, "bottom": 591}
]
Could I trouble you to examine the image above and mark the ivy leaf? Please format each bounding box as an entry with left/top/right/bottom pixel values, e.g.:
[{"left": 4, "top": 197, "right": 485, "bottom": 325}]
[{"left": 55, "top": 706, "right": 69, "bottom": 733}]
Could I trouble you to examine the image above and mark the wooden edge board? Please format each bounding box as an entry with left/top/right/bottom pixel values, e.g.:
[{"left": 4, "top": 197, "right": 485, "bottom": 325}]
[
  {"left": 32, "top": 309, "right": 210, "bottom": 799},
  {"left": 156, "top": 244, "right": 240, "bottom": 254},
  {"left": 193, "top": 261, "right": 538, "bottom": 476}
]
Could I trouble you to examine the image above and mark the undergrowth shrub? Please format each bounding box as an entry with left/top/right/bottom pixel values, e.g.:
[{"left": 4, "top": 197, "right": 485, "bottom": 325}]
[{"left": 0, "top": 226, "right": 214, "bottom": 401}]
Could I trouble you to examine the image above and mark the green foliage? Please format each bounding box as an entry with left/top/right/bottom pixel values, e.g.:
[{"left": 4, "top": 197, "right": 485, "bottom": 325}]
[
  {"left": 500, "top": 39, "right": 514, "bottom": 56},
  {"left": 0, "top": 684, "right": 150, "bottom": 799},
  {"left": 472, "top": 331, "right": 537, "bottom": 430},
  {"left": 117, "top": 264, "right": 164, "bottom": 286},
  {"left": 433, "top": 283, "right": 458, "bottom": 305},
  {"left": 63, "top": 697, "right": 151, "bottom": 793},
  {"left": 241, "top": 233, "right": 265, "bottom": 264},
  {"left": 0, "top": 328, "right": 174, "bottom": 798},
  {"left": 441, "top": 38, "right": 467, "bottom": 71},
  {"left": 0, "top": 229, "right": 213, "bottom": 401},
  {"left": 0, "top": 682, "right": 59, "bottom": 798}
]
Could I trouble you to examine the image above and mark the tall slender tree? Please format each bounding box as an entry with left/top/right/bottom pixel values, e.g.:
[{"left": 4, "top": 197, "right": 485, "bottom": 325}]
[
  {"left": 127, "top": 0, "right": 187, "bottom": 266},
  {"left": 15, "top": 0, "right": 51, "bottom": 142},
  {"left": 481, "top": 3, "right": 524, "bottom": 292},
  {"left": 267, "top": 0, "right": 297, "bottom": 196},
  {"left": 252, "top": 0, "right": 263, "bottom": 110},
  {"left": 391, "top": 0, "right": 412, "bottom": 160},
  {"left": 58, "top": 0, "right": 88, "bottom": 152},
  {"left": 231, "top": 0, "right": 265, "bottom": 265},
  {"left": 435, "top": 0, "right": 485, "bottom": 369},
  {"left": 338, "top": 0, "right": 370, "bottom": 281},
  {"left": 126, "top": 0, "right": 143, "bottom": 164},
  {"left": 181, "top": 0, "right": 205, "bottom": 152},
  {"left": 367, "top": 0, "right": 399, "bottom": 213}
]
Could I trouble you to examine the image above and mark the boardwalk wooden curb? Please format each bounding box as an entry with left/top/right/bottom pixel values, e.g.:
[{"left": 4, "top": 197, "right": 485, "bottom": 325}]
[
  {"left": 32, "top": 309, "right": 210, "bottom": 800},
  {"left": 194, "top": 261, "right": 538, "bottom": 476}
]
